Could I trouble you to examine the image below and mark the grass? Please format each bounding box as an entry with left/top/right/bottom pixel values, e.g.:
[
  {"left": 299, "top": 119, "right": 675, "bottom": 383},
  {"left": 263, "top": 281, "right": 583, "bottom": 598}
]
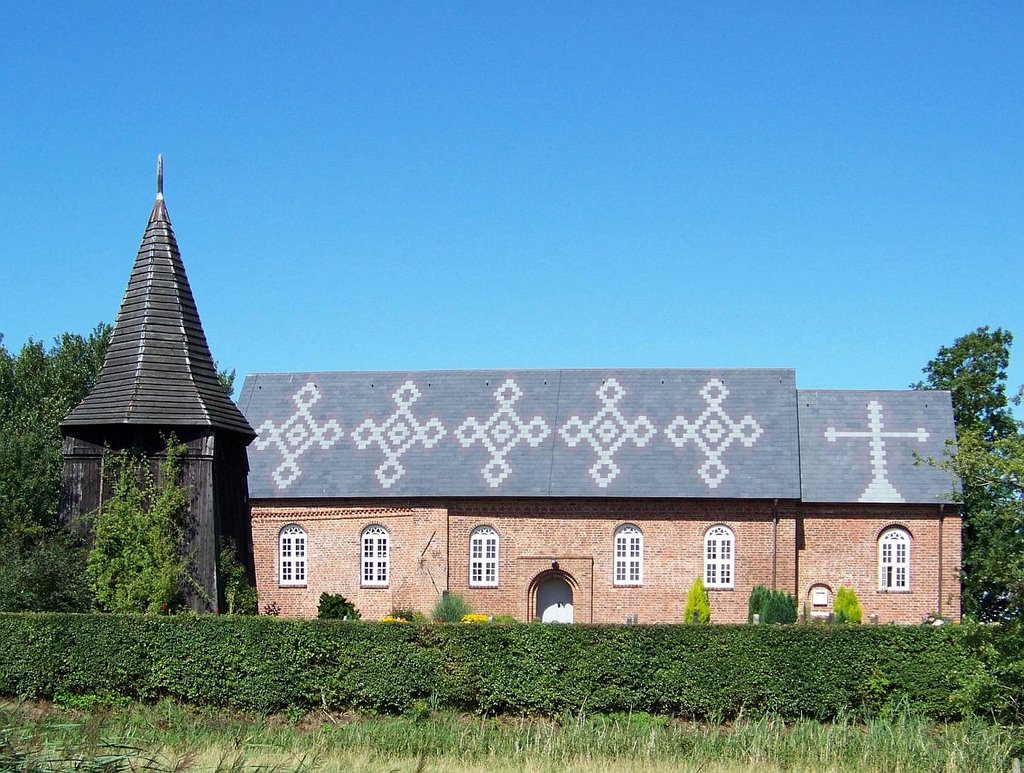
[{"left": 0, "top": 699, "right": 1019, "bottom": 772}]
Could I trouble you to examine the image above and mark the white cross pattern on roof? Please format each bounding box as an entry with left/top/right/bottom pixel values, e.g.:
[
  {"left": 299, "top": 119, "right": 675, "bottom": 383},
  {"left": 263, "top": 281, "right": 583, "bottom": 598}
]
[
  {"left": 455, "top": 379, "right": 551, "bottom": 487},
  {"left": 253, "top": 382, "right": 343, "bottom": 489},
  {"left": 665, "top": 378, "right": 763, "bottom": 488},
  {"left": 825, "top": 399, "right": 930, "bottom": 503},
  {"left": 352, "top": 380, "right": 446, "bottom": 488},
  {"left": 560, "top": 378, "right": 656, "bottom": 487}
]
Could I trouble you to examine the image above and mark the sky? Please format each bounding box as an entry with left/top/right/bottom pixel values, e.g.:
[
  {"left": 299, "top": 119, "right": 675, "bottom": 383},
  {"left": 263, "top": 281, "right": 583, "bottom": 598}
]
[{"left": 2, "top": 3, "right": 1022, "bottom": 398}]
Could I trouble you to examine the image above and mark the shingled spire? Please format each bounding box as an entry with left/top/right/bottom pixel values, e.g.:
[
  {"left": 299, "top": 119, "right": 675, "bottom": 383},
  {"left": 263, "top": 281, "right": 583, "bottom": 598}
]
[{"left": 63, "top": 157, "right": 255, "bottom": 439}]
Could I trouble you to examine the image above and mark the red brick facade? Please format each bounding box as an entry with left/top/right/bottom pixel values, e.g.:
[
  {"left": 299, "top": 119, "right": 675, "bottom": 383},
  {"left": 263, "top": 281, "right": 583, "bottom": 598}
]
[{"left": 252, "top": 498, "right": 960, "bottom": 624}]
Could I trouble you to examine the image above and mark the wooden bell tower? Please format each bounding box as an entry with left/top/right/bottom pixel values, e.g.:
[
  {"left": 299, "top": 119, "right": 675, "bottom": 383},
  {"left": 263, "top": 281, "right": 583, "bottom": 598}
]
[{"left": 60, "top": 157, "right": 256, "bottom": 612}]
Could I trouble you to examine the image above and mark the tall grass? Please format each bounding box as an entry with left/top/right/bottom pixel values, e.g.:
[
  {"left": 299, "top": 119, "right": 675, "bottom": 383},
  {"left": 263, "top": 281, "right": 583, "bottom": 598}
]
[{"left": 0, "top": 700, "right": 1017, "bottom": 772}]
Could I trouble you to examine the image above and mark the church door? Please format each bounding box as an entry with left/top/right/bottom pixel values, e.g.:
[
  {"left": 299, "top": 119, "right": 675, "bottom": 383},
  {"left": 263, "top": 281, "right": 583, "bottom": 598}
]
[{"left": 536, "top": 576, "right": 574, "bottom": 623}]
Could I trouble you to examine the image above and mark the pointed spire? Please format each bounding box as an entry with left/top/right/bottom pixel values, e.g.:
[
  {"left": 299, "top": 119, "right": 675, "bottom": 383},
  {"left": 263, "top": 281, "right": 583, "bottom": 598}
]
[
  {"left": 156, "top": 154, "right": 164, "bottom": 201},
  {"left": 63, "top": 159, "right": 255, "bottom": 440}
]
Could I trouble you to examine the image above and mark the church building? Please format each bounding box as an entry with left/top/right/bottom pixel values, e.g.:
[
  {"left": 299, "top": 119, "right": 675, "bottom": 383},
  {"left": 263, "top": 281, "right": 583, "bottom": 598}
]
[{"left": 64, "top": 163, "right": 962, "bottom": 624}]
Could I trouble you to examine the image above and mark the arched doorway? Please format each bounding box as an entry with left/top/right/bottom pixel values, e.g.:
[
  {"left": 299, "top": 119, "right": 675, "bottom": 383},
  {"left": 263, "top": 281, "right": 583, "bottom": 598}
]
[{"left": 535, "top": 574, "right": 574, "bottom": 623}]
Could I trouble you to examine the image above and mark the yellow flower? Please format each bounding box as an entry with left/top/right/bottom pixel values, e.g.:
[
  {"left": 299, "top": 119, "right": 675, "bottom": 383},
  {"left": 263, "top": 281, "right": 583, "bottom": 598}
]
[
  {"left": 380, "top": 616, "right": 408, "bottom": 623},
  {"left": 461, "top": 613, "right": 491, "bottom": 623}
]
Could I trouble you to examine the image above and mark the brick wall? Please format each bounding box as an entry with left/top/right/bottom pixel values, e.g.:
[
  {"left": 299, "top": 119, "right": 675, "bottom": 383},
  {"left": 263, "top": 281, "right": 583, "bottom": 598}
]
[
  {"left": 250, "top": 498, "right": 959, "bottom": 625},
  {"left": 796, "top": 504, "right": 961, "bottom": 624}
]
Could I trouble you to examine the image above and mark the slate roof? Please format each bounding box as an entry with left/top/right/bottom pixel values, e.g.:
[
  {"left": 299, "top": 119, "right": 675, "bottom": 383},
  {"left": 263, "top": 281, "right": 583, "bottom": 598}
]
[
  {"left": 63, "top": 177, "right": 255, "bottom": 440},
  {"left": 239, "top": 370, "right": 956, "bottom": 503}
]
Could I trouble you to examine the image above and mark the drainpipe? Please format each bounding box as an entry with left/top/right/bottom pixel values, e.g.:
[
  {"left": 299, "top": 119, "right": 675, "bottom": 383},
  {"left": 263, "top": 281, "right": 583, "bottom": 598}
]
[
  {"left": 937, "top": 504, "right": 944, "bottom": 618},
  {"left": 771, "top": 499, "right": 778, "bottom": 591}
]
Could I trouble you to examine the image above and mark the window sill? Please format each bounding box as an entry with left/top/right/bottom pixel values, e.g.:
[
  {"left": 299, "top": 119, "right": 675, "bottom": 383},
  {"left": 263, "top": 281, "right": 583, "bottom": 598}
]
[
  {"left": 278, "top": 583, "right": 307, "bottom": 589},
  {"left": 361, "top": 584, "right": 390, "bottom": 590}
]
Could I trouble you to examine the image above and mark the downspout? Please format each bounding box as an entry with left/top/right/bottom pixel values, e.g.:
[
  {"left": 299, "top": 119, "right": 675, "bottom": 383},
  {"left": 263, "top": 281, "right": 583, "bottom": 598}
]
[
  {"left": 445, "top": 507, "right": 451, "bottom": 594},
  {"left": 937, "top": 504, "right": 944, "bottom": 618},
  {"left": 772, "top": 498, "right": 778, "bottom": 591}
]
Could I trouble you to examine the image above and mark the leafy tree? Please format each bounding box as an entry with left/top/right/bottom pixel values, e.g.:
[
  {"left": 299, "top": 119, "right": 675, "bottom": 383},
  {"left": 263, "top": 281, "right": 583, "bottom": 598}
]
[
  {"left": 942, "top": 428, "right": 1024, "bottom": 621},
  {"left": 913, "top": 326, "right": 1017, "bottom": 441},
  {"left": 683, "top": 577, "right": 711, "bottom": 624},
  {"left": 834, "top": 586, "right": 863, "bottom": 624},
  {"left": 915, "top": 326, "right": 1023, "bottom": 621},
  {"left": 0, "top": 325, "right": 110, "bottom": 545},
  {"left": 86, "top": 439, "right": 190, "bottom": 613}
]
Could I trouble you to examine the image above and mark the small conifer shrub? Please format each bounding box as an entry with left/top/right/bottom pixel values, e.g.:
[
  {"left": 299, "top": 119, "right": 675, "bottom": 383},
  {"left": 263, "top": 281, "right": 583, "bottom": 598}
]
[
  {"left": 683, "top": 577, "right": 711, "bottom": 624},
  {"left": 834, "top": 586, "right": 863, "bottom": 624},
  {"left": 760, "top": 591, "right": 798, "bottom": 624},
  {"left": 432, "top": 592, "right": 471, "bottom": 623},
  {"left": 748, "top": 584, "right": 770, "bottom": 623}
]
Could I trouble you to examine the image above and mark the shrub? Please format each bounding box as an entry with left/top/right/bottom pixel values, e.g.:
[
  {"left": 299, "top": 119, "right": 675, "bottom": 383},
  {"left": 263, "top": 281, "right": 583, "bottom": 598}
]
[
  {"left": 0, "top": 535, "right": 93, "bottom": 613},
  {"left": 390, "top": 608, "right": 416, "bottom": 621},
  {"left": 317, "top": 593, "right": 360, "bottom": 620},
  {"left": 87, "top": 440, "right": 190, "bottom": 614},
  {"left": 748, "top": 585, "right": 770, "bottom": 624},
  {"left": 432, "top": 592, "right": 470, "bottom": 623},
  {"left": 0, "top": 613, "right": 1008, "bottom": 721},
  {"left": 219, "top": 539, "right": 257, "bottom": 615},
  {"left": 834, "top": 587, "right": 862, "bottom": 624},
  {"left": 683, "top": 577, "right": 711, "bottom": 624},
  {"left": 761, "top": 591, "right": 798, "bottom": 624}
]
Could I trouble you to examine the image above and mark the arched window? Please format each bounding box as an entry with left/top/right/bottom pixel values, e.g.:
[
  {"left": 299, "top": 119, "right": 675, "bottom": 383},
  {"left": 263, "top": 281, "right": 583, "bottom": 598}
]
[
  {"left": 279, "top": 524, "right": 307, "bottom": 586},
  {"left": 704, "top": 525, "right": 735, "bottom": 589},
  {"left": 879, "top": 527, "right": 910, "bottom": 590},
  {"left": 469, "top": 526, "right": 499, "bottom": 587},
  {"left": 361, "top": 525, "right": 389, "bottom": 587},
  {"left": 614, "top": 524, "right": 643, "bottom": 586}
]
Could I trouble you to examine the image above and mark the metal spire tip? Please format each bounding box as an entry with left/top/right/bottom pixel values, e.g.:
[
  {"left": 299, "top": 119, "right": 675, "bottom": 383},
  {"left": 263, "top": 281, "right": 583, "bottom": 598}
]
[{"left": 156, "top": 155, "right": 164, "bottom": 200}]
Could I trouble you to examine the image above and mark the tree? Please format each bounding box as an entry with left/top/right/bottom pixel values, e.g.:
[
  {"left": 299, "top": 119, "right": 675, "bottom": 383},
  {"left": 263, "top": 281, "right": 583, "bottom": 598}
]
[
  {"left": 913, "top": 326, "right": 1017, "bottom": 441},
  {"left": 915, "top": 326, "right": 1023, "bottom": 621},
  {"left": 0, "top": 325, "right": 110, "bottom": 545},
  {"left": 942, "top": 427, "right": 1024, "bottom": 621},
  {"left": 683, "top": 577, "right": 711, "bottom": 624}
]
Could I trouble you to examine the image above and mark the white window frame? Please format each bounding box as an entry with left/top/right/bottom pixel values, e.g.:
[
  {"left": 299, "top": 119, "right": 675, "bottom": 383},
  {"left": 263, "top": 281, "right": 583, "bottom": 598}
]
[
  {"left": 361, "top": 525, "right": 390, "bottom": 587},
  {"left": 613, "top": 524, "right": 643, "bottom": 586},
  {"left": 704, "top": 525, "right": 735, "bottom": 589},
  {"left": 279, "top": 524, "right": 307, "bottom": 586},
  {"left": 469, "top": 526, "right": 499, "bottom": 587},
  {"left": 879, "top": 527, "right": 910, "bottom": 591}
]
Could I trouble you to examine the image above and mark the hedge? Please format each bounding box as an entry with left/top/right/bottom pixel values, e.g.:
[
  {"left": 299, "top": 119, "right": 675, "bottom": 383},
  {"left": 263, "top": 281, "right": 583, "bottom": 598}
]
[{"left": 0, "top": 613, "right": 1014, "bottom": 720}]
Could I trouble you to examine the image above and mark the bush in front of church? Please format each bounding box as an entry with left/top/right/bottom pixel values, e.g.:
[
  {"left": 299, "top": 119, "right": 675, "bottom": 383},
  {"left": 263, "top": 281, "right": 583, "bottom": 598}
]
[
  {"left": 834, "top": 587, "right": 863, "bottom": 624},
  {"left": 683, "top": 577, "right": 711, "bottom": 624},
  {"left": 760, "top": 591, "right": 798, "bottom": 624},
  {"left": 317, "top": 592, "right": 360, "bottom": 620},
  {"left": 748, "top": 585, "right": 770, "bottom": 624},
  {"left": 432, "top": 592, "right": 471, "bottom": 623}
]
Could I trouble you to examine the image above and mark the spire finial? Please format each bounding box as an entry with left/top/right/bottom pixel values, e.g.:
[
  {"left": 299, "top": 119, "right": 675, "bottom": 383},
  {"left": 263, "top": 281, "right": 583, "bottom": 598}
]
[{"left": 156, "top": 154, "right": 164, "bottom": 201}]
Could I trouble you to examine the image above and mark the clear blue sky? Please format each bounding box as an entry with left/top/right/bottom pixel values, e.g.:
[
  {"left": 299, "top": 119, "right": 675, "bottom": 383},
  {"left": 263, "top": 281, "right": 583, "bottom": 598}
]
[{"left": 2, "top": 3, "right": 1021, "bottom": 396}]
